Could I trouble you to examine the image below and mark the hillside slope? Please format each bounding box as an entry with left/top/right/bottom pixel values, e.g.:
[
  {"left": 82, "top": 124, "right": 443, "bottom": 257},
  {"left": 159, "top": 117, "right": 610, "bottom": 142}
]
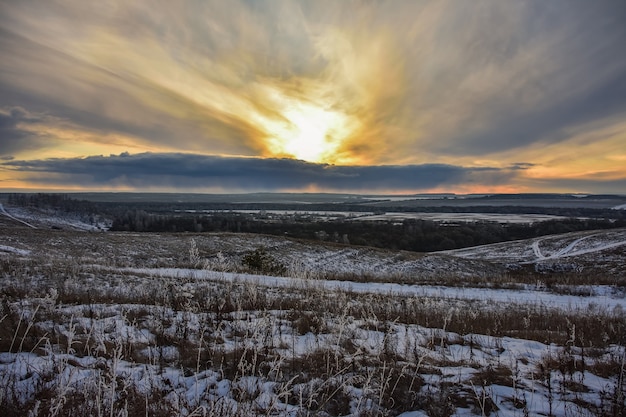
[{"left": 444, "top": 227, "right": 626, "bottom": 276}]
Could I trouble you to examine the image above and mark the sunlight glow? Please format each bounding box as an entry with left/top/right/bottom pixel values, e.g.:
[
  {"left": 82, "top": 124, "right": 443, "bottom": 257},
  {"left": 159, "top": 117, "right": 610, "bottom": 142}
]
[{"left": 263, "top": 99, "right": 355, "bottom": 163}]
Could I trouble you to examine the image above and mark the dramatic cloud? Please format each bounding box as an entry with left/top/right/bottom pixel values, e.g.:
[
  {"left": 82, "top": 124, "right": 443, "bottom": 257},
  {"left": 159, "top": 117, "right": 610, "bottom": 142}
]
[
  {"left": 0, "top": 106, "right": 50, "bottom": 155},
  {"left": 1, "top": 152, "right": 522, "bottom": 193},
  {"left": 0, "top": 0, "right": 625, "bottom": 192}
]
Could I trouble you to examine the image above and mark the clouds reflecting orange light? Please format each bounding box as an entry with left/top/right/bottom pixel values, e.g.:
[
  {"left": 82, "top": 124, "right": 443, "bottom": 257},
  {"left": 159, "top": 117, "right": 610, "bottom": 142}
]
[{"left": 1, "top": 0, "right": 625, "bottom": 193}]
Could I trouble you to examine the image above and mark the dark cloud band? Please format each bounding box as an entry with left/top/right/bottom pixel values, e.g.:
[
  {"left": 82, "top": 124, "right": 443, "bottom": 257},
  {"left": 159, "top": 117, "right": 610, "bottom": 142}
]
[{"left": 2, "top": 152, "right": 519, "bottom": 192}]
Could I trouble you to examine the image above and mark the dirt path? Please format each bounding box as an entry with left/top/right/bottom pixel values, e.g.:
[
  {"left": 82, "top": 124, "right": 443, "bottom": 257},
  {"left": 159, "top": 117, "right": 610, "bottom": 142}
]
[
  {"left": 531, "top": 233, "right": 626, "bottom": 260},
  {"left": 531, "top": 239, "right": 545, "bottom": 259},
  {"left": 0, "top": 203, "right": 37, "bottom": 229}
]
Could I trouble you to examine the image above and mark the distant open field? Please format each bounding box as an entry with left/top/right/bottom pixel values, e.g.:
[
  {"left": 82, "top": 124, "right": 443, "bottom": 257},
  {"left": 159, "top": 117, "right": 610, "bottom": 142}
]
[
  {"left": 352, "top": 212, "right": 571, "bottom": 224},
  {"left": 366, "top": 194, "right": 626, "bottom": 210},
  {"left": 4, "top": 192, "right": 625, "bottom": 210},
  {"left": 177, "top": 210, "right": 573, "bottom": 225}
]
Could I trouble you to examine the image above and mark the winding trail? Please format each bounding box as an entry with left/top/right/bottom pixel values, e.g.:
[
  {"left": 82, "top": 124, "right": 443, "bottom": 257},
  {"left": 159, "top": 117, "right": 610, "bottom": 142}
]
[
  {"left": 0, "top": 204, "right": 37, "bottom": 229},
  {"left": 531, "top": 239, "right": 545, "bottom": 259},
  {"left": 559, "top": 240, "right": 626, "bottom": 258},
  {"left": 552, "top": 235, "right": 593, "bottom": 257},
  {"left": 531, "top": 234, "right": 626, "bottom": 261}
]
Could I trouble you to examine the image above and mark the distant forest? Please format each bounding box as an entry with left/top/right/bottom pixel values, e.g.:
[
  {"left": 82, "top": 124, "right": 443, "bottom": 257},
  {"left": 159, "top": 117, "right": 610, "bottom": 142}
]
[
  {"left": 109, "top": 209, "right": 625, "bottom": 252},
  {"left": 5, "top": 193, "right": 626, "bottom": 252}
]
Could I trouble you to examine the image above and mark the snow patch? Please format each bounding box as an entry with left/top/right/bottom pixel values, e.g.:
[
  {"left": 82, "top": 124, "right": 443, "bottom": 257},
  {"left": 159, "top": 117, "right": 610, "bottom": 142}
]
[
  {"left": 0, "top": 245, "right": 31, "bottom": 256},
  {"left": 114, "top": 266, "right": 626, "bottom": 311}
]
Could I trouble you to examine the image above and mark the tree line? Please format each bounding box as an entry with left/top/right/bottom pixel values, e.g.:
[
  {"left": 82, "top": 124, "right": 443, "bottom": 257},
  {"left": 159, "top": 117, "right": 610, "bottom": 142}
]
[
  {"left": 109, "top": 209, "right": 626, "bottom": 252},
  {"left": 6, "top": 193, "right": 99, "bottom": 214},
  {"left": 5, "top": 193, "right": 626, "bottom": 252}
]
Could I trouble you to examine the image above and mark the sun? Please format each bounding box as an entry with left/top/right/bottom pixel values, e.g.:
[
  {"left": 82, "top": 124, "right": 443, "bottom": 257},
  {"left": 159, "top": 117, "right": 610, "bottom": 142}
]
[
  {"left": 282, "top": 105, "right": 345, "bottom": 162},
  {"left": 265, "top": 101, "right": 353, "bottom": 163}
]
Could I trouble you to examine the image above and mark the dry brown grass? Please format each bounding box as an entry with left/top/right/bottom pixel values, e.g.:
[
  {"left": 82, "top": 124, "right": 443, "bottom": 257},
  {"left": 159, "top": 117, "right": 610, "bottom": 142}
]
[{"left": 1, "top": 227, "right": 625, "bottom": 416}]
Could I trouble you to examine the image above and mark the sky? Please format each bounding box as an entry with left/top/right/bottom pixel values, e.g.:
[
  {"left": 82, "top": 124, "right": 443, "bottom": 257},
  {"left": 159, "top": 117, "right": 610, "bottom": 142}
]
[{"left": 1, "top": 0, "right": 626, "bottom": 194}]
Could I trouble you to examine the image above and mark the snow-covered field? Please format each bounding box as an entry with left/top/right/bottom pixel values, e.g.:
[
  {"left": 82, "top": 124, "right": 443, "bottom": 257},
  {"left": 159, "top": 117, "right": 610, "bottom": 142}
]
[
  {"left": 180, "top": 209, "right": 375, "bottom": 218},
  {"left": 445, "top": 229, "right": 626, "bottom": 262},
  {"left": 175, "top": 210, "right": 570, "bottom": 224},
  {"left": 0, "top": 211, "right": 625, "bottom": 416},
  {"left": 353, "top": 212, "right": 569, "bottom": 224}
]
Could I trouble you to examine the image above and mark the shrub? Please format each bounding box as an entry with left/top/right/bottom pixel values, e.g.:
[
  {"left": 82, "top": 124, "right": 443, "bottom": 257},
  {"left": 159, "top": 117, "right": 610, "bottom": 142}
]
[{"left": 241, "top": 247, "right": 286, "bottom": 276}]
